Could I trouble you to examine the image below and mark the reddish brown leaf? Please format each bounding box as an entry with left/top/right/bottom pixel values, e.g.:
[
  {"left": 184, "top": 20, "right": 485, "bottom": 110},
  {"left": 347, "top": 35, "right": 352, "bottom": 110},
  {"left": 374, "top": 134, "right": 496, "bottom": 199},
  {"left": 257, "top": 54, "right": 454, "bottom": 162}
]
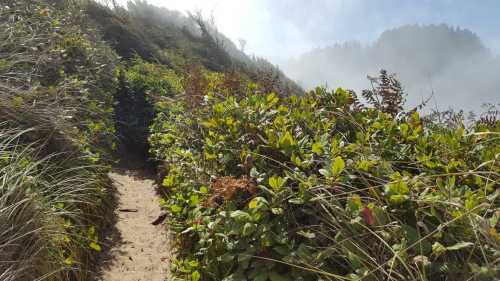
[{"left": 362, "top": 207, "right": 375, "bottom": 226}]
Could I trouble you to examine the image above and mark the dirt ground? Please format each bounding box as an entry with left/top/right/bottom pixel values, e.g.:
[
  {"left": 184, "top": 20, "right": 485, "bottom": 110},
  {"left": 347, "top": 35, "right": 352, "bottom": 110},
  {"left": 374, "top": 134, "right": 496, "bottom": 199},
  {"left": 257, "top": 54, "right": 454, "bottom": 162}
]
[{"left": 95, "top": 167, "right": 171, "bottom": 281}]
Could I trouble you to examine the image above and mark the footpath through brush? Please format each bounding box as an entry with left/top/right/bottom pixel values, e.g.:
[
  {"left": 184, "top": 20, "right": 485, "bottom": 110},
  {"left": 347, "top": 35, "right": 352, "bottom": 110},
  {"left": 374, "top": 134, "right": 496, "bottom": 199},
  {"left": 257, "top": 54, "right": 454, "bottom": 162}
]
[{"left": 96, "top": 166, "right": 171, "bottom": 281}]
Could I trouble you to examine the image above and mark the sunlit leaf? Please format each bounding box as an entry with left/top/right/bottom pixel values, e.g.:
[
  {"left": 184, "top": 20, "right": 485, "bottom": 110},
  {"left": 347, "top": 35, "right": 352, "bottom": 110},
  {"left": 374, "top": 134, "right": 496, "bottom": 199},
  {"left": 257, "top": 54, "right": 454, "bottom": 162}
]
[
  {"left": 312, "top": 142, "right": 324, "bottom": 155},
  {"left": 446, "top": 242, "right": 474, "bottom": 251},
  {"left": 89, "top": 242, "right": 101, "bottom": 252},
  {"left": 230, "top": 210, "right": 252, "bottom": 222},
  {"left": 268, "top": 176, "right": 286, "bottom": 191},
  {"left": 331, "top": 156, "right": 345, "bottom": 177},
  {"left": 192, "top": 271, "right": 201, "bottom": 281}
]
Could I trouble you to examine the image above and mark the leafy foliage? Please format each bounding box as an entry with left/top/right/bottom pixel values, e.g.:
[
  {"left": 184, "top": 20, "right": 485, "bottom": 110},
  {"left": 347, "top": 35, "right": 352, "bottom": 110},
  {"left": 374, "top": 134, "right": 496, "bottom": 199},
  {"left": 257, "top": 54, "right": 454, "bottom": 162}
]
[
  {"left": 113, "top": 57, "right": 183, "bottom": 156},
  {"left": 150, "top": 74, "right": 499, "bottom": 280},
  {"left": 2, "top": 1, "right": 499, "bottom": 281}
]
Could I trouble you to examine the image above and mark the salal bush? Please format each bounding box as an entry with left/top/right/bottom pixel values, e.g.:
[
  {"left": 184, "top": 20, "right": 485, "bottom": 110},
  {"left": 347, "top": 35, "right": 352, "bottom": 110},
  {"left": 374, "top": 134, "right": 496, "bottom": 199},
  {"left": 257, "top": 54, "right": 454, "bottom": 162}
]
[{"left": 150, "top": 85, "right": 499, "bottom": 281}]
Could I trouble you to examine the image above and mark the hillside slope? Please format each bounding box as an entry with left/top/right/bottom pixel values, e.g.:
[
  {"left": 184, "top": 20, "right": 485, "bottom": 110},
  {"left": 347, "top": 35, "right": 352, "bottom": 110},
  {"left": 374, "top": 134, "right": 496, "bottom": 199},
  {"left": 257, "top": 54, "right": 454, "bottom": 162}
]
[
  {"left": 84, "top": 0, "right": 303, "bottom": 157},
  {"left": 0, "top": 0, "right": 118, "bottom": 280},
  {"left": 0, "top": 0, "right": 302, "bottom": 280},
  {"left": 1, "top": 1, "right": 499, "bottom": 281},
  {"left": 85, "top": 0, "right": 302, "bottom": 95}
]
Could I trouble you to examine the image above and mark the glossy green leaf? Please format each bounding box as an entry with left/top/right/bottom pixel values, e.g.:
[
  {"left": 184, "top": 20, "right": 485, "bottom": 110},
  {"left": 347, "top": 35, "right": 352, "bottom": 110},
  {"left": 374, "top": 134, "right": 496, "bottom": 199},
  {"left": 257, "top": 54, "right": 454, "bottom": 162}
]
[{"left": 331, "top": 156, "right": 345, "bottom": 177}]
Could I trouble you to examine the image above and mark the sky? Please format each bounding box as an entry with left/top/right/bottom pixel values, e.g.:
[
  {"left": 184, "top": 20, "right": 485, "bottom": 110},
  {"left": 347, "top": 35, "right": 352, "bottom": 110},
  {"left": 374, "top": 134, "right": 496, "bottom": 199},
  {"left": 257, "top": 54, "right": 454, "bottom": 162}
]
[
  {"left": 111, "top": 0, "right": 500, "bottom": 111},
  {"left": 116, "top": 0, "right": 500, "bottom": 61}
]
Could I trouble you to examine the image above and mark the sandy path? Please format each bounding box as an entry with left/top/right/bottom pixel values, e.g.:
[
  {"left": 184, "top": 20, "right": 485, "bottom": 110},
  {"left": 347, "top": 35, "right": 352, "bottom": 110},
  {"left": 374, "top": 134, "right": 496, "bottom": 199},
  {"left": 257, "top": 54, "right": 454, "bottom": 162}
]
[{"left": 97, "top": 168, "right": 170, "bottom": 281}]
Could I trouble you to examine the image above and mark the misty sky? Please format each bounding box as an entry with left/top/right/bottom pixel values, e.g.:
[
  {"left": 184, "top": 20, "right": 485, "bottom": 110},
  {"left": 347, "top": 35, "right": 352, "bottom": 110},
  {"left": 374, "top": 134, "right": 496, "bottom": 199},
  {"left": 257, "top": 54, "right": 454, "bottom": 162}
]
[
  {"left": 119, "top": 0, "right": 500, "bottom": 61},
  {"left": 113, "top": 0, "right": 500, "bottom": 111}
]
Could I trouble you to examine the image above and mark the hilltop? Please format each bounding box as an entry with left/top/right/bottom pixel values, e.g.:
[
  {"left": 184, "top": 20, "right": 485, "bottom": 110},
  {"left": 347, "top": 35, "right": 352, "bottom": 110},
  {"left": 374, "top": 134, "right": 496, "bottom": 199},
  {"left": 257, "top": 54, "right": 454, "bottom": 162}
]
[{"left": 284, "top": 24, "right": 500, "bottom": 111}]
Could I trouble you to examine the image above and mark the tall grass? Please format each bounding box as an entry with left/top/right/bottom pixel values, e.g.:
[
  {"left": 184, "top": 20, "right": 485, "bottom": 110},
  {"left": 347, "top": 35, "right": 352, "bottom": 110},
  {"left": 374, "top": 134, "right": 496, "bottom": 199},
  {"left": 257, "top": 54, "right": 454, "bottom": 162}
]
[
  {"left": 0, "top": 129, "right": 47, "bottom": 281},
  {"left": 308, "top": 170, "right": 499, "bottom": 280},
  {"left": 0, "top": 0, "right": 117, "bottom": 279},
  {"left": 0, "top": 105, "right": 113, "bottom": 281}
]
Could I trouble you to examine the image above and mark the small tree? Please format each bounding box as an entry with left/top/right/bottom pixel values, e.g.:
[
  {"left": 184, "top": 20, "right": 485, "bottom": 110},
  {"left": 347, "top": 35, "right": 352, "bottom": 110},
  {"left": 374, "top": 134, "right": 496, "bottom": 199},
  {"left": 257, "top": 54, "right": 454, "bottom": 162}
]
[
  {"left": 362, "top": 69, "right": 405, "bottom": 116},
  {"left": 238, "top": 38, "right": 247, "bottom": 52}
]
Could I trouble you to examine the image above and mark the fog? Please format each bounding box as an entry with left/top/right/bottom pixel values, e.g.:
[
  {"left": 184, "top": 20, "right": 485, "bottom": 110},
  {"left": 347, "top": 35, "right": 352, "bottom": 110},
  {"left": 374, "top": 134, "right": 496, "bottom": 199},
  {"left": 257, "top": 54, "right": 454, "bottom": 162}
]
[
  {"left": 283, "top": 24, "right": 500, "bottom": 111},
  {"left": 114, "top": 0, "right": 500, "bottom": 111}
]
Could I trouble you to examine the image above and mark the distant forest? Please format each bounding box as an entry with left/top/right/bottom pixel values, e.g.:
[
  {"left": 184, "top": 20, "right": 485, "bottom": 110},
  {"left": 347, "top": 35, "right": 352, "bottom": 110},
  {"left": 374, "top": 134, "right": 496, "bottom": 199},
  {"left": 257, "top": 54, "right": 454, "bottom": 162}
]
[{"left": 284, "top": 24, "right": 500, "bottom": 111}]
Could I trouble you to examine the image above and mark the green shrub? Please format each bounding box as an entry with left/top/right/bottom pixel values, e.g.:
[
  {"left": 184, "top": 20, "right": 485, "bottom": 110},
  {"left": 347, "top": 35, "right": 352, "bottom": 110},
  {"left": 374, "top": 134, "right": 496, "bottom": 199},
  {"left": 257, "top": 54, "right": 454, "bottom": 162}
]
[
  {"left": 151, "top": 84, "right": 499, "bottom": 280},
  {"left": 113, "top": 57, "right": 183, "bottom": 156}
]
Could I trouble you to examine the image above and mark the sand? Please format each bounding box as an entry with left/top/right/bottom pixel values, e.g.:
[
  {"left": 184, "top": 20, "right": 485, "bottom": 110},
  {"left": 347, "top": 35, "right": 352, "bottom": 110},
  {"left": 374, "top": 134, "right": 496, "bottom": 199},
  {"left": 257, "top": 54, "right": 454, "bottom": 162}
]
[{"left": 96, "top": 168, "right": 171, "bottom": 281}]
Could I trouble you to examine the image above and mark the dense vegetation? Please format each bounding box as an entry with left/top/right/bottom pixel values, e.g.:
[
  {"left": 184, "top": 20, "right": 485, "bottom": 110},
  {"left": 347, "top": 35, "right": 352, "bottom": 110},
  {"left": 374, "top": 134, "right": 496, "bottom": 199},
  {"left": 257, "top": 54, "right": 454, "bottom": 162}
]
[
  {"left": 0, "top": 1, "right": 117, "bottom": 280},
  {"left": 0, "top": 0, "right": 302, "bottom": 280},
  {"left": 0, "top": 0, "right": 498, "bottom": 281},
  {"left": 149, "top": 70, "right": 499, "bottom": 280}
]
